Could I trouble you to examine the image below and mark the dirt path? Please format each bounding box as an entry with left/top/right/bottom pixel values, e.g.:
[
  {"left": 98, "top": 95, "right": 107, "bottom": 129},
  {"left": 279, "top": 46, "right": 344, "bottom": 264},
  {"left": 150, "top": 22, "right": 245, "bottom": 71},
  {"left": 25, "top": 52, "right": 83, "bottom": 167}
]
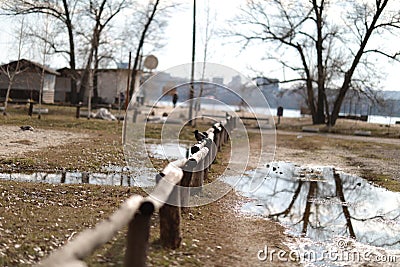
[
  {"left": 278, "top": 130, "right": 400, "bottom": 145},
  {"left": 184, "top": 130, "right": 297, "bottom": 266},
  {"left": 179, "top": 192, "right": 297, "bottom": 267},
  {"left": 0, "top": 125, "right": 88, "bottom": 158}
]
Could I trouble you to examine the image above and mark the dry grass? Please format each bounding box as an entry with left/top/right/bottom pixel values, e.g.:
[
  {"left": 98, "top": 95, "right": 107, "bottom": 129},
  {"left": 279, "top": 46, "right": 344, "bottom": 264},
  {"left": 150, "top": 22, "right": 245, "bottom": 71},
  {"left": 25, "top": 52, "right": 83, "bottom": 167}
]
[{"left": 0, "top": 181, "right": 143, "bottom": 266}]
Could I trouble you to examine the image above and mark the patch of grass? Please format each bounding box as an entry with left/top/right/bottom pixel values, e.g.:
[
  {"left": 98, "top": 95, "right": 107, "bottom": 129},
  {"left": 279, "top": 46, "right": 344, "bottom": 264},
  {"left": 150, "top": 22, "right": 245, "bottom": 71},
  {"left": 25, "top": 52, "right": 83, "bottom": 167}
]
[
  {"left": 0, "top": 181, "right": 144, "bottom": 266},
  {"left": 0, "top": 158, "right": 36, "bottom": 168},
  {"left": 1, "top": 104, "right": 121, "bottom": 135},
  {"left": 360, "top": 172, "right": 400, "bottom": 192}
]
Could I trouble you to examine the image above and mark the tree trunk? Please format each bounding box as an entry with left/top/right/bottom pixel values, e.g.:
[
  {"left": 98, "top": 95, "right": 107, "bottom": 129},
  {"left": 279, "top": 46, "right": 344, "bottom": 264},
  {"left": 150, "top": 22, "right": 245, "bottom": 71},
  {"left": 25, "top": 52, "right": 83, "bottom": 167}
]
[
  {"left": 63, "top": 0, "right": 78, "bottom": 104},
  {"left": 129, "top": 0, "right": 160, "bottom": 99},
  {"left": 329, "top": 0, "right": 388, "bottom": 126},
  {"left": 78, "top": 66, "right": 91, "bottom": 102},
  {"left": 78, "top": 27, "right": 99, "bottom": 102},
  {"left": 330, "top": 78, "right": 349, "bottom": 126},
  {"left": 333, "top": 169, "right": 356, "bottom": 238},
  {"left": 297, "top": 45, "right": 317, "bottom": 124},
  {"left": 3, "top": 79, "right": 14, "bottom": 115},
  {"left": 92, "top": 45, "right": 99, "bottom": 101},
  {"left": 313, "top": 0, "right": 326, "bottom": 125},
  {"left": 302, "top": 181, "right": 317, "bottom": 234},
  {"left": 70, "top": 73, "right": 78, "bottom": 104},
  {"left": 307, "top": 83, "right": 318, "bottom": 124}
]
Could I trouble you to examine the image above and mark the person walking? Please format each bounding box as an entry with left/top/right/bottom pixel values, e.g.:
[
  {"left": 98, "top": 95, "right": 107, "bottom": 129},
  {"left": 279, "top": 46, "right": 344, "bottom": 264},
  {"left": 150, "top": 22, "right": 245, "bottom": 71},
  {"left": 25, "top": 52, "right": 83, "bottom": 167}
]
[{"left": 172, "top": 93, "right": 178, "bottom": 108}]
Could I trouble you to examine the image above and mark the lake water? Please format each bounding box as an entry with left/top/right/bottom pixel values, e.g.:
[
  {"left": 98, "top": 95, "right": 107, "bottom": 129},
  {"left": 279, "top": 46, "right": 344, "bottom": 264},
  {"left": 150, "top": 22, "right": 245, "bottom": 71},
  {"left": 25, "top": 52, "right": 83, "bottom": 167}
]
[
  {"left": 153, "top": 101, "right": 399, "bottom": 125},
  {"left": 255, "top": 107, "right": 400, "bottom": 125}
]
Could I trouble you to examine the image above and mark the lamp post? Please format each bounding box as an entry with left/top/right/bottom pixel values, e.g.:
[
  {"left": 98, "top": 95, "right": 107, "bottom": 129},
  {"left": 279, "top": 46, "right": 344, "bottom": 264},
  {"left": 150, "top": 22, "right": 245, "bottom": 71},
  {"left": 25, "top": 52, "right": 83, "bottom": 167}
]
[{"left": 188, "top": 0, "right": 196, "bottom": 126}]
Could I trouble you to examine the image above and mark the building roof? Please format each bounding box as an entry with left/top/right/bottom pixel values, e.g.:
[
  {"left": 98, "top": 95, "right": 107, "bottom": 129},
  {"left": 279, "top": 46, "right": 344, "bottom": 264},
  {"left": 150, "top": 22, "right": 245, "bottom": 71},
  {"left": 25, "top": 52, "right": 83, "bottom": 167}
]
[{"left": 0, "top": 59, "right": 60, "bottom": 75}]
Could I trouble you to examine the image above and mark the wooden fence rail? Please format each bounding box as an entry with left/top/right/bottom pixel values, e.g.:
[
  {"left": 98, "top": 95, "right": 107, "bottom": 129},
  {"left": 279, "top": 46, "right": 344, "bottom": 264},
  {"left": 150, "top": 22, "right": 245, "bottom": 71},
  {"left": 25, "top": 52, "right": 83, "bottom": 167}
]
[{"left": 36, "top": 115, "right": 236, "bottom": 267}]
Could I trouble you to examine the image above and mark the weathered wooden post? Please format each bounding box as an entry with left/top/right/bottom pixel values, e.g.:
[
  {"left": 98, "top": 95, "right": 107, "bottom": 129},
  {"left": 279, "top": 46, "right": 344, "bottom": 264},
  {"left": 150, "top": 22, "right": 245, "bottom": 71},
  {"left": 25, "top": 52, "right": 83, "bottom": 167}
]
[
  {"left": 28, "top": 101, "right": 34, "bottom": 117},
  {"left": 226, "top": 120, "right": 231, "bottom": 142},
  {"left": 132, "top": 108, "right": 138, "bottom": 123},
  {"left": 124, "top": 201, "right": 154, "bottom": 267},
  {"left": 224, "top": 119, "right": 230, "bottom": 143},
  {"left": 60, "top": 170, "right": 66, "bottom": 183},
  {"left": 76, "top": 102, "right": 82, "bottom": 118},
  {"left": 157, "top": 174, "right": 182, "bottom": 249},
  {"left": 213, "top": 132, "right": 219, "bottom": 153},
  {"left": 213, "top": 124, "right": 222, "bottom": 152},
  {"left": 190, "top": 159, "right": 204, "bottom": 193},
  {"left": 211, "top": 124, "right": 220, "bottom": 157},
  {"left": 180, "top": 161, "right": 195, "bottom": 210},
  {"left": 227, "top": 116, "right": 232, "bottom": 133},
  {"left": 189, "top": 146, "right": 209, "bottom": 194},
  {"left": 82, "top": 172, "right": 89, "bottom": 183},
  {"left": 220, "top": 126, "right": 226, "bottom": 146},
  {"left": 203, "top": 137, "right": 213, "bottom": 179}
]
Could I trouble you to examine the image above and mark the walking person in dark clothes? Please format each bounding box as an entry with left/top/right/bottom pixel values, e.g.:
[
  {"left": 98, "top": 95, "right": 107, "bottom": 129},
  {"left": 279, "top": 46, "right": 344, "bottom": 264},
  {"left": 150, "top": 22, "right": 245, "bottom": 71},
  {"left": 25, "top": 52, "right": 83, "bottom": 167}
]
[{"left": 172, "top": 93, "right": 178, "bottom": 108}]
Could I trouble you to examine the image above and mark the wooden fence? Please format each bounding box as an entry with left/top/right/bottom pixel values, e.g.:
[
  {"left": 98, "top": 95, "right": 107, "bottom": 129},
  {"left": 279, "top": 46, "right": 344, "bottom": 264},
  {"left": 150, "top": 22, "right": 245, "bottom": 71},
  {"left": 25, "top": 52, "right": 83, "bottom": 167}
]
[{"left": 36, "top": 115, "right": 236, "bottom": 267}]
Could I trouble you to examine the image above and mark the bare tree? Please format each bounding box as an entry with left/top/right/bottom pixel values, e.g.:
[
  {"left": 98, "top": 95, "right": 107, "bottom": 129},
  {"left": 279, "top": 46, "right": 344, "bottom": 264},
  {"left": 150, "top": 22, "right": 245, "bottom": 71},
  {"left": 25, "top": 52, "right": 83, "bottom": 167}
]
[
  {"left": 1, "top": 19, "right": 25, "bottom": 115},
  {"left": 125, "top": 0, "right": 180, "bottom": 102},
  {"left": 193, "top": 0, "right": 215, "bottom": 127},
  {"left": 1, "top": 0, "right": 81, "bottom": 104},
  {"left": 111, "top": 0, "right": 173, "bottom": 108},
  {"left": 116, "top": 0, "right": 170, "bottom": 64},
  {"left": 38, "top": 13, "right": 50, "bottom": 120},
  {"left": 231, "top": 0, "right": 400, "bottom": 126},
  {"left": 128, "top": 0, "right": 161, "bottom": 101},
  {"left": 77, "top": 0, "right": 128, "bottom": 103}
]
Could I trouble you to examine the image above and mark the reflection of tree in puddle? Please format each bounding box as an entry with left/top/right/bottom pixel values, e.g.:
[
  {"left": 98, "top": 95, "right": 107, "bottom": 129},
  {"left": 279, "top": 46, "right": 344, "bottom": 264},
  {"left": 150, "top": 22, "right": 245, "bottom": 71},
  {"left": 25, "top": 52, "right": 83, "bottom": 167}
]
[{"left": 230, "top": 163, "right": 400, "bottom": 249}]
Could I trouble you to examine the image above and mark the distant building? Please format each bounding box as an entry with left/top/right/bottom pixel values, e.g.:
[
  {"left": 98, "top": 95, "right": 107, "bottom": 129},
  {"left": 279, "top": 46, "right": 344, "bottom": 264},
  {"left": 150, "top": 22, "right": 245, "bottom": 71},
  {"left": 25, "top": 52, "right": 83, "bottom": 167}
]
[
  {"left": 254, "top": 77, "right": 280, "bottom": 108},
  {"left": 54, "top": 68, "right": 131, "bottom": 104},
  {"left": 54, "top": 67, "right": 74, "bottom": 103},
  {"left": 212, "top": 77, "right": 224, "bottom": 85},
  {"left": 0, "top": 59, "right": 59, "bottom": 103}
]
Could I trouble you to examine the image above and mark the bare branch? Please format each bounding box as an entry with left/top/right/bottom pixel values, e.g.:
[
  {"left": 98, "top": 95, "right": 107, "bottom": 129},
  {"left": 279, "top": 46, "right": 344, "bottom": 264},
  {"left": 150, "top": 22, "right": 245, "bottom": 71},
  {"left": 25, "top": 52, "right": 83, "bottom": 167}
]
[{"left": 363, "top": 49, "right": 400, "bottom": 61}]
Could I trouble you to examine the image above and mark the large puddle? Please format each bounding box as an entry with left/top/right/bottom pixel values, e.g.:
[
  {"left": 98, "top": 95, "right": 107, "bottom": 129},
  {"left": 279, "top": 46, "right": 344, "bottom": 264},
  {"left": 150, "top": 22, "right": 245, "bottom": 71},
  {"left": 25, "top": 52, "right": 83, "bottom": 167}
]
[
  {"left": 0, "top": 165, "right": 156, "bottom": 187},
  {"left": 0, "top": 143, "right": 187, "bottom": 187},
  {"left": 146, "top": 141, "right": 189, "bottom": 160},
  {"left": 223, "top": 162, "right": 400, "bottom": 266}
]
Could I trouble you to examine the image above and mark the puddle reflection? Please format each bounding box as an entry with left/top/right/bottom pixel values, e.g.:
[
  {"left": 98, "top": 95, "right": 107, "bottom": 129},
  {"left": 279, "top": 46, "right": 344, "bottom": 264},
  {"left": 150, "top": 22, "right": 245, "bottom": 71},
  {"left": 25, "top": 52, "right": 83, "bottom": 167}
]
[
  {"left": 0, "top": 165, "right": 156, "bottom": 187},
  {"left": 146, "top": 142, "right": 189, "bottom": 160},
  {"left": 224, "top": 162, "right": 400, "bottom": 250}
]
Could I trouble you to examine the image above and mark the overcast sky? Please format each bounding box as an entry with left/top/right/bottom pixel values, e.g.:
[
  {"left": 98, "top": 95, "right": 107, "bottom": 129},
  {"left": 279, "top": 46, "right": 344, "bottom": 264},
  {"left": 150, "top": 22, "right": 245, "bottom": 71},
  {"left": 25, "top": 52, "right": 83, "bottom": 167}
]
[{"left": 0, "top": 0, "right": 399, "bottom": 91}]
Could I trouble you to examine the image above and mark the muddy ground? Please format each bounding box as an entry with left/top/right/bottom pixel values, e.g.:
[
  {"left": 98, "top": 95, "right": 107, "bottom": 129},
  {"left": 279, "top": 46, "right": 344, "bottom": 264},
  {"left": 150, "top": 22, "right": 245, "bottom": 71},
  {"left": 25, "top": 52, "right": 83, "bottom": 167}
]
[{"left": 0, "top": 125, "right": 89, "bottom": 157}]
